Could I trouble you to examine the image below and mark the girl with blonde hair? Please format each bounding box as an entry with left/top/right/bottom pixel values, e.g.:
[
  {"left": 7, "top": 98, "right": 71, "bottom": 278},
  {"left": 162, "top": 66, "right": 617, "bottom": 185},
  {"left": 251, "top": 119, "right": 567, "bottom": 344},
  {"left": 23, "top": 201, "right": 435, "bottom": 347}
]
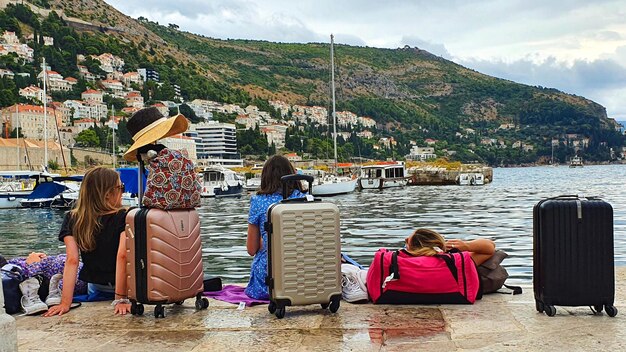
[
  {"left": 405, "top": 228, "right": 495, "bottom": 265},
  {"left": 44, "top": 167, "right": 127, "bottom": 316}
]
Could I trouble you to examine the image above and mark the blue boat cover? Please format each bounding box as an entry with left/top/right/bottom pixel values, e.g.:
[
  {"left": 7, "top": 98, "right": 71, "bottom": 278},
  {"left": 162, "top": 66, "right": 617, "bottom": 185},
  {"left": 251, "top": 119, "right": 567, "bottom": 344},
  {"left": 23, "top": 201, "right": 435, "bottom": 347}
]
[
  {"left": 25, "top": 182, "right": 67, "bottom": 200},
  {"left": 116, "top": 168, "right": 146, "bottom": 195}
]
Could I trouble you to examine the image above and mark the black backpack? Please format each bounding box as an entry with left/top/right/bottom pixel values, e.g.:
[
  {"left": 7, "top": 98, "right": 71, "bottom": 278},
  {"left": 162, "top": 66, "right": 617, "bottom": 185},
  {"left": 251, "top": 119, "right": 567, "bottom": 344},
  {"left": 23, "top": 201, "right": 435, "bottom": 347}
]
[
  {"left": 476, "top": 250, "right": 522, "bottom": 296},
  {"left": 1, "top": 264, "right": 24, "bottom": 314}
]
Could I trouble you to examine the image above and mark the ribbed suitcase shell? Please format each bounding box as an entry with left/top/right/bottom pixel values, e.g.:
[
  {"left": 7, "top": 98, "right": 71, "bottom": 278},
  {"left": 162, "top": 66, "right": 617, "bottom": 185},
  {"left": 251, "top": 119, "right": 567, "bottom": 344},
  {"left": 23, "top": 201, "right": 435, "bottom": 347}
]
[
  {"left": 125, "top": 208, "right": 204, "bottom": 304},
  {"left": 533, "top": 197, "right": 614, "bottom": 308},
  {"left": 267, "top": 201, "right": 342, "bottom": 307}
]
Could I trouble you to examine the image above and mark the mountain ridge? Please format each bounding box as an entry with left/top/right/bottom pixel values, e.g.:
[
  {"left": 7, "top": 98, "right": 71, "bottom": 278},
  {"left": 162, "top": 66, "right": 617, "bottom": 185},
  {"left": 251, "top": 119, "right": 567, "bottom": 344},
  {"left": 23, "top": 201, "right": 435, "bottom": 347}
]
[{"left": 2, "top": 0, "right": 624, "bottom": 164}]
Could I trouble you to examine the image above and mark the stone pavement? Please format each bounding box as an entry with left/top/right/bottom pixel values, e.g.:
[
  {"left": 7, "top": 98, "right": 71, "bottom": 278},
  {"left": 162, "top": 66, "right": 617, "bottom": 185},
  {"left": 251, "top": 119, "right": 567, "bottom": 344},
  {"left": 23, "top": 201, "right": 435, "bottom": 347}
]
[{"left": 13, "top": 268, "right": 625, "bottom": 352}]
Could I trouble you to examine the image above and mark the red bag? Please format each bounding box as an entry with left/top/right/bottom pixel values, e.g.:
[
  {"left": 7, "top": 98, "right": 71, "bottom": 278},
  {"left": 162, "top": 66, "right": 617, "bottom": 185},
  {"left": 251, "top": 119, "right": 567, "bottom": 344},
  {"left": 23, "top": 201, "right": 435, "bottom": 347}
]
[
  {"left": 366, "top": 248, "right": 480, "bottom": 304},
  {"left": 143, "top": 148, "right": 202, "bottom": 209}
]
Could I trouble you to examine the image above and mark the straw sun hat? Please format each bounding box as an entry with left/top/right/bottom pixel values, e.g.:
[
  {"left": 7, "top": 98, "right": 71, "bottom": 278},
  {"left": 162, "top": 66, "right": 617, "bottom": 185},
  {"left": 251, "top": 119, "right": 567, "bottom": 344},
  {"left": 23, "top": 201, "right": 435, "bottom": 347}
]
[{"left": 123, "top": 107, "right": 189, "bottom": 161}]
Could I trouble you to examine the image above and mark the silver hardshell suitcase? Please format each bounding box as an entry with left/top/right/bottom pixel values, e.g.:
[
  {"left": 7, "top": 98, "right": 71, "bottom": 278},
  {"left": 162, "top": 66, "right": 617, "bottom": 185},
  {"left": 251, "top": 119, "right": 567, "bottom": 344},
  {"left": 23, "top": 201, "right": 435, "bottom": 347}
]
[{"left": 265, "top": 174, "right": 342, "bottom": 319}]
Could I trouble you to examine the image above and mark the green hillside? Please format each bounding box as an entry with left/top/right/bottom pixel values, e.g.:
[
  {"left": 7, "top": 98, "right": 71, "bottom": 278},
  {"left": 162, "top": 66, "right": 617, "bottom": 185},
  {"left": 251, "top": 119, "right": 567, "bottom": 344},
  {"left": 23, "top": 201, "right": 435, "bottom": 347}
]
[{"left": 1, "top": 0, "right": 624, "bottom": 165}]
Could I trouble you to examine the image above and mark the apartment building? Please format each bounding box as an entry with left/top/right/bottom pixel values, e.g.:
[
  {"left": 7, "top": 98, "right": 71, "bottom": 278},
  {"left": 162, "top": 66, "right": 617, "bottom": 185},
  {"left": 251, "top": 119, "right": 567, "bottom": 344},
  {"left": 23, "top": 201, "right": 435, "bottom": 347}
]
[{"left": 191, "top": 121, "right": 242, "bottom": 167}]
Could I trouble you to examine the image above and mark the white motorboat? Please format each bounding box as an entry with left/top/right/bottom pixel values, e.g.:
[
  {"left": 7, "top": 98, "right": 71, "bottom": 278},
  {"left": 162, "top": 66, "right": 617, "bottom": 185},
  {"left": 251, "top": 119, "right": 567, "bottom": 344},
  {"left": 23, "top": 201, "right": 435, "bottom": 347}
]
[
  {"left": 201, "top": 165, "right": 244, "bottom": 198},
  {"left": 358, "top": 162, "right": 408, "bottom": 190},
  {"left": 244, "top": 175, "right": 261, "bottom": 191},
  {"left": 458, "top": 173, "right": 485, "bottom": 186},
  {"left": 0, "top": 171, "right": 57, "bottom": 209}
]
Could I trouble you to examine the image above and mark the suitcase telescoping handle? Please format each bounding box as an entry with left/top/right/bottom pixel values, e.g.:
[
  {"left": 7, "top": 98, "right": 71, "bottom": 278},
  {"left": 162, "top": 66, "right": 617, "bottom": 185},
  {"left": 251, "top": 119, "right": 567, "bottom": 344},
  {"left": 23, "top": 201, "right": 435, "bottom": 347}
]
[{"left": 280, "top": 174, "right": 313, "bottom": 200}]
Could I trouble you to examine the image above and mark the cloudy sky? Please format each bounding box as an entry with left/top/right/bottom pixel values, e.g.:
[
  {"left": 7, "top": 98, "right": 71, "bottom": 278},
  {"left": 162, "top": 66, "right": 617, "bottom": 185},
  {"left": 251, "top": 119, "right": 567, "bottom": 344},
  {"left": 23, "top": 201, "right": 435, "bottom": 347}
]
[{"left": 105, "top": 0, "right": 626, "bottom": 121}]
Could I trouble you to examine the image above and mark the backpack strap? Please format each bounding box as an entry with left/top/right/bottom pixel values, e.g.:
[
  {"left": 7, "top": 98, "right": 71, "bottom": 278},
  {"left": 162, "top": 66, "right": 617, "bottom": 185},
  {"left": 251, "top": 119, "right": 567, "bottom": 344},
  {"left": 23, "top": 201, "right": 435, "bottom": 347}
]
[
  {"left": 501, "top": 284, "right": 523, "bottom": 295},
  {"left": 382, "top": 250, "right": 400, "bottom": 288},
  {"left": 436, "top": 252, "right": 459, "bottom": 283}
]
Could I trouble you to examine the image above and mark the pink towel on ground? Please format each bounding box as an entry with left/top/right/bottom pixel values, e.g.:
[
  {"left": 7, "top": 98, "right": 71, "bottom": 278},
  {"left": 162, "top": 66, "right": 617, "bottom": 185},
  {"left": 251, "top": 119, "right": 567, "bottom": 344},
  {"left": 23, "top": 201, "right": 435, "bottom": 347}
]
[{"left": 203, "top": 285, "right": 269, "bottom": 307}]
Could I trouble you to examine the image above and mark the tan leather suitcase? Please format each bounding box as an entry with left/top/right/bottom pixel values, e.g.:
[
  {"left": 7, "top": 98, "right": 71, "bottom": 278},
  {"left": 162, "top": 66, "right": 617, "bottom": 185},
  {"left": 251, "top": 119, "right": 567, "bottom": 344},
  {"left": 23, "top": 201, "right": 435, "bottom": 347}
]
[
  {"left": 265, "top": 174, "right": 342, "bottom": 319},
  {"left": 124, "top": 179, "right": 208, "bottom": 317}
]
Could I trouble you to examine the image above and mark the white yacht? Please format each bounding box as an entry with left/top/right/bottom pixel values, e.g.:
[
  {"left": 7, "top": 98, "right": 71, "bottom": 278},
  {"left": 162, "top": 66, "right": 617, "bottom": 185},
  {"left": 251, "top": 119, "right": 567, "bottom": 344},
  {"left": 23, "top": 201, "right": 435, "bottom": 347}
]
[
  {"left": 201, "top": 165, "right": 244, "bottom": 198},
  {"left": 358, "top": 162, "right": 407, "bottom": 190}
]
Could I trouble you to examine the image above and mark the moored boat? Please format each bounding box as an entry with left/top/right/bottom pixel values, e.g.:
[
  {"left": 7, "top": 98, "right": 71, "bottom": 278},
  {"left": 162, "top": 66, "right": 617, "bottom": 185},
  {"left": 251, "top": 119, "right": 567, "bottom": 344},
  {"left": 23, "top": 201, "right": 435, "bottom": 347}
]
[
  {"left": 201, "top": 165, "right": 244, "bottom": 198},
  {"left": 300, "top": 169, "right": 358, "bottom": 196},
  {"left": 358, "top": 162, "right": 407, "bottom": 190},
  {"left": 569, "top": 156, "right": 584, "bottom": 168},
  {"left": 457, "top": 173, "right": 485, "bottom": 186},
  {"left": 0, "top": 171, "right": 58, "bottom": 209}
]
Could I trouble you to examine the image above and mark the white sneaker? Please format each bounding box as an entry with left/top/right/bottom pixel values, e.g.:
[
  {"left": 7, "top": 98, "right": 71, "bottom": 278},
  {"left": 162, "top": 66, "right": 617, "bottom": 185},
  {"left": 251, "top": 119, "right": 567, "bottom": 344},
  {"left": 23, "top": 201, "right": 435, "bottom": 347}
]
[
  {"left": 19, "top": 277, "right": 48, "bottom": 315},
  {"left": 45, "top": 273, "right": 63, "bottom": 307},
  {"left": 341, "top": 272, "right": 368, "bottom": 303},
  {"left": 341, "top": 264, "right": 368, "bottom": 292}
]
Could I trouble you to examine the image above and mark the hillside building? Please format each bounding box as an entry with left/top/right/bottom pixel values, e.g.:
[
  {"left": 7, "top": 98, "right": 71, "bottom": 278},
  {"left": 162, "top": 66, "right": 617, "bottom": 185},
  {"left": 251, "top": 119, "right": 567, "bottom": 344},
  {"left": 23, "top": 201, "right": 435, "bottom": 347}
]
[
  {"left": 406, "top": 146, "right": 436, "bottom": 161},
  {"left": 2, "top": 104, "right": 61, "bottom": 141},
  {"left": 191, "top": 121, "right": 242, "bottom": 167}
]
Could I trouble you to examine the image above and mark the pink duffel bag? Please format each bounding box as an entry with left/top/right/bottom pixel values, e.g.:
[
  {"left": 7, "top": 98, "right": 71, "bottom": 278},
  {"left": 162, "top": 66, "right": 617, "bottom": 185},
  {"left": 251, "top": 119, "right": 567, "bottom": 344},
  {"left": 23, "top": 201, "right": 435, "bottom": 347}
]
[{"left": 366, "top": 248, "right": 480, "bottom": 304}]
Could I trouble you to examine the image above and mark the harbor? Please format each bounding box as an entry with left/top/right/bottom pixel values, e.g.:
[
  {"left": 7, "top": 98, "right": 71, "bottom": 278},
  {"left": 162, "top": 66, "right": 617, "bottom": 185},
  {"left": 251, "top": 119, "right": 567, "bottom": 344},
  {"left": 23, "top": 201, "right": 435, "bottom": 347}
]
[
  {"left": 2, "top": 165, "right": 626, "bottom": 284},
  {"left": 10, "top": 266, "right": 626, "bottom": 351}
]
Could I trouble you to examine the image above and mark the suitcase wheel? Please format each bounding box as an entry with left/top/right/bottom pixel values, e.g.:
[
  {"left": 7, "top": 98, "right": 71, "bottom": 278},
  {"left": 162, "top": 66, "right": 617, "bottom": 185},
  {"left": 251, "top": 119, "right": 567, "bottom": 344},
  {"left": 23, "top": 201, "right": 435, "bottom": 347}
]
[
  {"left": 591, "top": 305, "right": 603, "bottom": 314},
  {"left": 320, "top": 303, "right": 329, "bottom": 309},
  {"left": 329, "top": 298, "right": 340, "bottom": 314},
  {"left": 131, "top": 302, "right": 144, "bottom": 316},
  {"left": 605, "top": 305, "right": 618, "bottom": 317},
  {"left": 175, "top": 301, "right": 184, "bottom": 305},
  {"left": 154, "top": 304, "right": 165, "bottom": 318},
  {"left": 195, "top": 297, "right": 209, "bottom": 310},
  {"left": 268, "top": 301, "right": 277, "bottom": 314},
  {"left": 275, "top": 306, "right": 285, "bottom": 319},
  {"left": 544, "top": 305, "right": 556, "bottom": 317}
]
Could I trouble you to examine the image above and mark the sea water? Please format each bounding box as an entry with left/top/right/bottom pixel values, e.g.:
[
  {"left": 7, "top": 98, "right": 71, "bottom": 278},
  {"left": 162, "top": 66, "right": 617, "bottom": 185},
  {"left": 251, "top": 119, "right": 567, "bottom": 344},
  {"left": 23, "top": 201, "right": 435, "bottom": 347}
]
[{"left": 1, "top": 164, "right": 625, "bottom": 283}]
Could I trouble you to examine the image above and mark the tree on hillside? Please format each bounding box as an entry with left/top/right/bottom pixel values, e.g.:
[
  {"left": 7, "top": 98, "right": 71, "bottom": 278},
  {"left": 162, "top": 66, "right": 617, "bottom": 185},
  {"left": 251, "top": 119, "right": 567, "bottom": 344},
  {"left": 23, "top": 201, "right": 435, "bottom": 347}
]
[{"left": 75, "top": 129, "right": 99, "bottom": 147}]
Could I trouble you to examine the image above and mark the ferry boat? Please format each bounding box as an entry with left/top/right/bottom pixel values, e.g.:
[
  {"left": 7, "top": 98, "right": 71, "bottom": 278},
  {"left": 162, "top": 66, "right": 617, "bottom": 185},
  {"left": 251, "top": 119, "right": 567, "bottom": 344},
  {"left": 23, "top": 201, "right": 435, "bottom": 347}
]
[
  {"left": 201, "top": 165, "right": 244, "bottom": 198},
  {"left": 569, "top": 156, "right": 584, "bottom": 168},
  {"left": 458, "top": 173, "right": 485, "bottom": 186},
  {"left": 358, "top": 162, "right": 407, "bottom": 190}
]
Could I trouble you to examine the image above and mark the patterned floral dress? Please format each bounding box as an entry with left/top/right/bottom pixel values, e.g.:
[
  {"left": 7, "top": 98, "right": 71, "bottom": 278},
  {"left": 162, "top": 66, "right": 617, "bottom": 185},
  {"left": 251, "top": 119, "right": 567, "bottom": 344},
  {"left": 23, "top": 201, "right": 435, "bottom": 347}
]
[{"left": 244, "top": 190, "right": 305, "bottom": 300}]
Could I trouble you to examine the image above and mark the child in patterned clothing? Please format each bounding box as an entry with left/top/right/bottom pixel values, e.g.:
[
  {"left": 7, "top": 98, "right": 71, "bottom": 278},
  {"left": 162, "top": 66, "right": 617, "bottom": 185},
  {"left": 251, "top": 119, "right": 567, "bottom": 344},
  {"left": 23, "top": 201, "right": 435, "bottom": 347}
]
[
  {"left": 245, "top": 155, "right": 305, "bottom": 300},
  {"left": 4, "top": 252, "right": 87, "bottom": 315}
]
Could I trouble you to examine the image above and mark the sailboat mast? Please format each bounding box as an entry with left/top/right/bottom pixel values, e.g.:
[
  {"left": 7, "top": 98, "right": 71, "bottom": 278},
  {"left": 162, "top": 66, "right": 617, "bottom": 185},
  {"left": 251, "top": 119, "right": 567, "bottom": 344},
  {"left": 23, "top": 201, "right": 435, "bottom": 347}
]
[
  {"left": 16, "top": 104, "right": 20, "bottom": 170},
  {"left": 112, "top": 106, "right": 116, "bottom": 168},
  {"left": 42, "top": 57, "right": 48, "bottom": 169},
  {"left": 330, "top": 34, "right": 338, "bottom": 170}
]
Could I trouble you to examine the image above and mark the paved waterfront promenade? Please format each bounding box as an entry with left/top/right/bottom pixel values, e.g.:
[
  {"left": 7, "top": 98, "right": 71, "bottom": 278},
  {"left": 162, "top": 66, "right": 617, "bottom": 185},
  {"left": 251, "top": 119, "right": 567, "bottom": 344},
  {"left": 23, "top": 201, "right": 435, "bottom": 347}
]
[{"left": 13, "top": 268, "right": 625, "bottom": 351}]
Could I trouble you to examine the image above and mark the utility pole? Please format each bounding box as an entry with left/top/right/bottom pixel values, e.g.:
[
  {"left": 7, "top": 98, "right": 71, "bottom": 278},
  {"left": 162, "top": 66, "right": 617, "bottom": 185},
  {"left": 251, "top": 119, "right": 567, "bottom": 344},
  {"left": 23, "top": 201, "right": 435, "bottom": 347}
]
[
  {"left": 16, "top": 104, "right": 20, "bottom": 170},
  {"left": 111, "top": 106, "right": 116, "bottom": 168}
]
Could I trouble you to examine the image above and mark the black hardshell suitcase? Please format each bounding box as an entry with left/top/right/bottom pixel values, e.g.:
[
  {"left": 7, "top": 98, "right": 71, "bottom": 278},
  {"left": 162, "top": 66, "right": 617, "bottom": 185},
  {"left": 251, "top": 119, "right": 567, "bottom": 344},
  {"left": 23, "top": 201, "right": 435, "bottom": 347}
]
[{"left": 533, "top": 195, "right": 617, "bottom": 317}]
